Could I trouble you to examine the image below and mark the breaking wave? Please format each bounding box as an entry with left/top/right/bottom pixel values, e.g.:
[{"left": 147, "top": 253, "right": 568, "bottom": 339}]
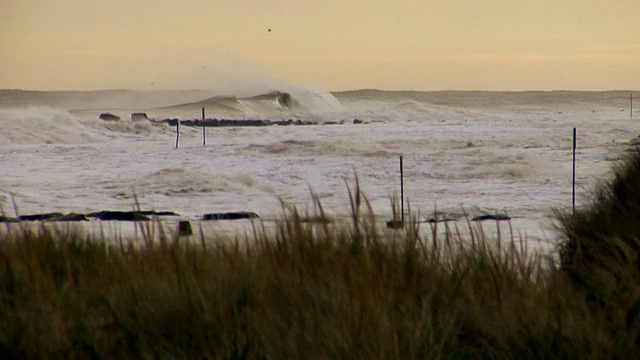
[
  {"left": 0, "top": 107, "right": 106, "bottom": 145},
  {"left": 158, "top": 88, "right": 343, "bottom": 120}
]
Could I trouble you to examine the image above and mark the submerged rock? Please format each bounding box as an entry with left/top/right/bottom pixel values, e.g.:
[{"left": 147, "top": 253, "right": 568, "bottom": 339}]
[
  {"left": 472, "top": 214, "right": 511, "bottom": 221},
  {"left": 202, "top": 211, "right": 260, "bottom": 221},
  {"left": 155, "top": 118, "right": 324, "bottom": 127},
  {"left": 17, "top": 212, "right": 88, "bottom": 222},
  {"left": 178, "top": 221, "right": 193, "bottom": 236},
  {"left": 131, "top": 112, "right": 150, "bottom": 121},
  {"left": 99, "top": 113, "right": 121, "bottom": 121},
  {"left": 87, "top": 211, "right": 151, "bottom": 221},
  {"left": 19, "top": 212, "right": 65, "bottom": 221},
  {"left": 138, "top": 211, "right": 180, "bottom": 217},
  {"left": 53, "top": 213, "right": 89, "bottom": 221}
]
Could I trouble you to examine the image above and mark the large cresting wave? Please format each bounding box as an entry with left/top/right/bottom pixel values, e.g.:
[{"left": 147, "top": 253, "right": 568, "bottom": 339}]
[{"left": 155, "top": 87, "right": 344, "bottom": 120}]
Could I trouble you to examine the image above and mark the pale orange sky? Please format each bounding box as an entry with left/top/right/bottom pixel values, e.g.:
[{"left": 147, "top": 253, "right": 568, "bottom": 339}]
[{"left": 1, "top": 0, "right": 639, "bottom": 91}]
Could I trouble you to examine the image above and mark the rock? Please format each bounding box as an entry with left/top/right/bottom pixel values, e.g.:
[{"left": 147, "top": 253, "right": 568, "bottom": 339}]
[
  {"left": 424, "top": 217, "right": 458, "bottom": 223},
  {"left": 202, "top": 211, "right": 260, "bottom": 221},
  {"left": 178, "top": 221, "right": 193, "bottom": 236},
  {"left": 138, "top": 211, "right": 180, "bottom": 217},
  {"left": 99, "top": 113, "right": 121, "bottom": 121},
  {"left": 353, "top": 119, "right": 364, "bottom": 124},
  {"left": 19, "top": 212, "right": 65, "bottom": 221},
  {"left": 0, "top": 215, "right": 18, "bottom": 223},
  {"left": 181, "top": 119, "right": 198, "bottom": 126},
  {"left": 157, "top": 118, "right": 325, "bottom": 127},
  {"left": 131, "top": 112, "right": 150, "bottom": 121},
  {"left": 472, "top": 214, "right": 511, "bottom": 221},
  {"left": 16, "top": 212, "right": 87, "bottom": 222},
  {"left": 49, "top": 213, "right": 88, "bottom": 222},
  {"left": 87, "top": 211, "right": 151, "bottom": 221}
]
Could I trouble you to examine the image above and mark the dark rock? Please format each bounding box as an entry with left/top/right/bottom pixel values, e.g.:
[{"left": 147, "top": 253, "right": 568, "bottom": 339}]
[
  {"left": 202, "top": 211, "right": 260, "bottom": 221},
  {"left": 276, "top": 119, "right": 294, "bottom": 126},
  {"left": 138, "top": 211, "right": 180, "bottom": 217},
  {"left": 353, "top": 119, "right": 364, "bottom": 124},
  {"left": 50, "top": 213, "right": 89, "bottom": 222},
  {"left": 87, "top": 211, "right": 151, "bottom": 221},
  {"left": 131, "top": 112, "right": 150, "bottom": 121},
  {"left": 181, "top": 119, "right": 198, "bottom": 126},
  {"left": 99, "top": 113, "right": 121, "bottom": 121},
  {"left": 159, "top": 119, "right": 180, "bottom": 126},
  {"left": 0, "top": 215, "right": 18, "bottom": 223},
  {"left": 157, "top": 118, "right": 324, "bottom": 128},
  {"left": 16, "top": 212, "right": 87, "bottom": 222},
  {"left": 19, "top": 212, "right": 64, "bottom": 221},
  {"left": 178, "top": 221, "right": 193, "bottom": 236},
  {"left": 425, "top": 217, "right": 458, "bottom": 223},
  {"left": 472, "top": 214, "right": 511, "bottom": 221}
]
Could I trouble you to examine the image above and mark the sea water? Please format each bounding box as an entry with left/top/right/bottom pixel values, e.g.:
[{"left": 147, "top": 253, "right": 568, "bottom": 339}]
[{"left": 0, "top": 88, "right": 637, "bottom": 250}]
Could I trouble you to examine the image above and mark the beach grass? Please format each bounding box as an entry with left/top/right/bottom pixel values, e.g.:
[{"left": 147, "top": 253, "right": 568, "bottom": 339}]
[{"left": 3, "top": 154, "right": 640, "bottom": 358}]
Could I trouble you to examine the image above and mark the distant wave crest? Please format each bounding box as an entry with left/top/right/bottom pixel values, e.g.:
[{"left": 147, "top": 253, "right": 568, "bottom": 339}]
[{"left": 160, "top": 88, "right": 342, "bottom": 119}]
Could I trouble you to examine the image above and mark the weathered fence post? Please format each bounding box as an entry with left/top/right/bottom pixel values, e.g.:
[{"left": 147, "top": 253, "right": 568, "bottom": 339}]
[
  {"left": 572, "top": 128, "right": 577, "bottom": 214},
  {"left": 202, "top": 107, "right": 206, "bottom": 146},
  {"left": 175, "top": 120, "right": 180, "bottom": 149}
]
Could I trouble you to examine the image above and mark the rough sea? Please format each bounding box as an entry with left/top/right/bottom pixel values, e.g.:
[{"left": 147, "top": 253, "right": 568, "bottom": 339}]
[{"left": 1, "top": 88, "right": 638, "bottom": 251}]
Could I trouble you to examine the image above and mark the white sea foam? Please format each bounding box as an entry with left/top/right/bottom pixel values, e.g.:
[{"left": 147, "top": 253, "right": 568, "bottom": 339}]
[
  {"left": 0, "top": 107, "right": 106, "bottom": 145},
  {"left": 0, "top": 89, "right": 637, "bottom": 249}
]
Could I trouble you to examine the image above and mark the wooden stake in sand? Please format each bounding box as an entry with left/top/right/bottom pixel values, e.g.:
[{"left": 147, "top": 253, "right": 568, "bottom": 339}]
[
  {"left": 386, "top": 155, "right": 405, "bottom": 229},
  {"left": 572, "top": 128, "right": 577, "bottom": 214},
  {"left": 175, "top": 120, "right": 180, "bottom": 149},
  {"left": 202, "top": 107, "right": 206, "bottom": 146},
  {"left": 400, "top": 155, "right": 404, "bottom": 223}
]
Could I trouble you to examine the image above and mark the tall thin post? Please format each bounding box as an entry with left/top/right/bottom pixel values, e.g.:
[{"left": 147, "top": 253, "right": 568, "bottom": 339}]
[
  {"left": 572, "top": 128, "right": 577, "bottom": 214},
  {"left": 202, "top": 107, "right": 206, "bottom": 146},
  {"left": 175, "top": 120, "right": 180, "bottom": 149},
  {"left": 400, "top": 155, "right": 404, "bottom": 223}
]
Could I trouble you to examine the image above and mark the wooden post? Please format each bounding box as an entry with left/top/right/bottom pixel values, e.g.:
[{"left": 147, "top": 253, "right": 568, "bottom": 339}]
[
  {"left": 400, "top": 155, "right": 404, "bottom": 223},
  {"left": 175, "top": 120, "right": 180, "bottom": 149},
  {"left": 572, "top": 128, "right": 576, "bottom": 214},
  {"left": 202, "top": 107, "right": 206, "bottom": 146},
  {"left": 387, "top": 155, "right": 405, "bottom": 229}
]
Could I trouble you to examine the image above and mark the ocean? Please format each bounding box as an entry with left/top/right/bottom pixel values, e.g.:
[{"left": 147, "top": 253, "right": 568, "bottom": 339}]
[{"left": 0, "top": 88, "right": 637, "bottom": 250}]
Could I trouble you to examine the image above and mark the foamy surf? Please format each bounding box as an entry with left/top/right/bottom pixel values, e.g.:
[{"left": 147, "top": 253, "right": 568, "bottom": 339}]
[{"left": 1, "top": 89, "right": 638, "bottom": 251}]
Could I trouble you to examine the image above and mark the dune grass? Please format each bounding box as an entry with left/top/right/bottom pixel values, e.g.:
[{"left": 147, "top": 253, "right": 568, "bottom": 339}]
[{"left": 3, "top": 156, "right": 640, "bottom": 358}]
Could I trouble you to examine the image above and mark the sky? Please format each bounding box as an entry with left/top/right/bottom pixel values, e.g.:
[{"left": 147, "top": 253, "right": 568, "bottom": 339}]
[{"left": 1, "top": 0, "right": 639, "bottom": 92}]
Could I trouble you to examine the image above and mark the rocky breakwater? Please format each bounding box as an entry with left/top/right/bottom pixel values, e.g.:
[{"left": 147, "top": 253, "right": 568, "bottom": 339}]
[
  {"left": 98, "top": 113, "right": 367, "bottom": 127},
  {"left": 156, "top": 118, "right": 333, "bottom": 127},
  {"left": 185, "top": 118, "right": 368, "bottom": 127},
  {"left": 0, "top": 210, "right": 262, "bottom": 223}
]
